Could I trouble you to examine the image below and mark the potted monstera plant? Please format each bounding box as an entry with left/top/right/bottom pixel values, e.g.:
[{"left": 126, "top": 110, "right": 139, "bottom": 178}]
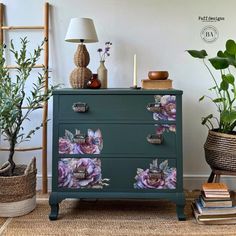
[
  {"left": 0, "top": 37, "right": 55, "bottom": 217},
  {"left": 187, "top": 39, "right": 236, "bottom": 176}
]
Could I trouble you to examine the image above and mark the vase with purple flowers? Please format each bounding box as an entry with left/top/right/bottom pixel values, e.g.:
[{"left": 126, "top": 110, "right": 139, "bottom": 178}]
[
  {"left": 97, "top": 61, "right": 107, "bottom": 88},
  {"left": 97, "top": 42, "right": 112, "bottom": 88}
]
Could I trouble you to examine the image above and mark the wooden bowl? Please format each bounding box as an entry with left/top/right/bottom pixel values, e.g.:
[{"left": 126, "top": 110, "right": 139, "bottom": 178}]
[{"left": 148, "top": 71, "right": 169, "bottom": 80}]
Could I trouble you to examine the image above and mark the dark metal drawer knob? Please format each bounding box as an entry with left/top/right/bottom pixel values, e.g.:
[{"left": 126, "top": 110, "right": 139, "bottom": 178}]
[
  {"left": 146, "top": 103, "right": 161, "bottom": 113},
  {"left": 146, "top": 134, "right": 163, "bottom": 144},
  {"left": 72, "top": 102, "right": 89, "bottom": 113},
  {"left": 149, "top": 169, "right": 164, "bottom": 180},
  {"left": 74, "top": 133, "right": 87, "bottom": 144},
  {"left": 74, "top": 166, "right": 87, "bottom": 179}
]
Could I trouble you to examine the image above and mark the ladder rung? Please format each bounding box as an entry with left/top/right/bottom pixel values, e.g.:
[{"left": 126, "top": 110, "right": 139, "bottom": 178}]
[
  {"left": 0, "top": 146, "right": 43, "bottom": 151},
  {"left": 1, "top": 26, "right": 44, "bottom": 30},
  {"left": 5, "top": 64, "right": 44, "bottom": 69}
]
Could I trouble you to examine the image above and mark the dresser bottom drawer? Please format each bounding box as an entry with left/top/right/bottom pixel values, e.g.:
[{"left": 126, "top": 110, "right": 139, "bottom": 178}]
[{"left": 57, "top": 157, "right": 177, "bottom": 191}]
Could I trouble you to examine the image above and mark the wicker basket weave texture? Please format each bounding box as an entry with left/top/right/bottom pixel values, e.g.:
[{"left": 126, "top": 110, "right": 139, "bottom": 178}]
[
  {"left": 70, "top": 67, "right": 92, "bottom": 88},
  {"left": 204, "top": 130, "right": 236, "bottom": 172},
  {"left": 0, "top": 157, "right": 37, "bottom": 203},
  {"left": 74, "top": 44, "right": 90, "bottom": 67}
]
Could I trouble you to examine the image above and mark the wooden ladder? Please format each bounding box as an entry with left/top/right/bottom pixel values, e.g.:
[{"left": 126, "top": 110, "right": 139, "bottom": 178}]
[{"left": 0, "top": 2, "right": 50, "bottom": 193}]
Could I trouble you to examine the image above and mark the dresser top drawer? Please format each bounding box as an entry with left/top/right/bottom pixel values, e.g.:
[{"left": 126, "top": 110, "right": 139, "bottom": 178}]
[{"left": 54, "top": 93, "right": 180, "bottom": 122}]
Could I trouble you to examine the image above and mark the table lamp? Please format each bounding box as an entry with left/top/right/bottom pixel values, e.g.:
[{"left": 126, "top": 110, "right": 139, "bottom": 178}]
[{"left": 65, "top": 18, "right": 98, "bottom": 88}]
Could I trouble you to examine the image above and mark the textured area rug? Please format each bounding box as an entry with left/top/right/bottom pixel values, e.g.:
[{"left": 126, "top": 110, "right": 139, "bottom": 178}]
[{"left": 0, "top": 192, "right": 236, "bottom": 236}]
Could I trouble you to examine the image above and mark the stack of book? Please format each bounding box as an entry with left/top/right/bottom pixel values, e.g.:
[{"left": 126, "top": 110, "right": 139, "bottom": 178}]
[
  {"left": 141, "top": 79, "right": 172, "bottom": 89},
  {"left": 192, "top": 182, "right": 236, "bottom": 224}
]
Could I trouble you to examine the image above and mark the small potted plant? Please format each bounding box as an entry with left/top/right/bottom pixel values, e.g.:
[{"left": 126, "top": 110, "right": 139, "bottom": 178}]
[
  {"left": 187, "top": 39, "right": 236, "bottom": 175},
  {"left": 0, "top": 37, "right": 55, "bottom": 217}
]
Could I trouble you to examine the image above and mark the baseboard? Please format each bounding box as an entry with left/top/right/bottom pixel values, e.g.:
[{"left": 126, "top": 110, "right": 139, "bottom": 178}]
[
  {"left": 36, "top": 174, "right": 236, "bottom": 192},
  {"left": 37, "top": 175, "right": 52, "bottom": 191},
  {"left": 183, "top": 174, "right": 236, "bottom": 191}
]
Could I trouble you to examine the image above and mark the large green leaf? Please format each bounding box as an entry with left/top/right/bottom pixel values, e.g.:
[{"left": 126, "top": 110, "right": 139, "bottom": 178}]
[
  {"left": 187, "top": 50, "right": 207, "bottom": 59},
  {"left": 225, "top": 39, "right": 236, "bottom": 55},
  {"left": 221, "top": 110, "right": 236, "bottom": 123},
  {"left": 223, "top": 51, "right": 236, "bottom": 67},
  {"left": 220, "top": 80, "right": 229, "bottom": 91},
  {"left": 222, "top": 74, "right": 235, "bottom": 85},
  {"left": 209, "top": 57, "right": 229, "bottom": 70},
  {"left": 217, "top": 50, "right": 226, "bottom": 58}
]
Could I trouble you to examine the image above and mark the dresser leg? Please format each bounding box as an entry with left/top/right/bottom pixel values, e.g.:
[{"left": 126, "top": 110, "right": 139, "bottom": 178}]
[
  {"left": 49, "top": 203, "right": 59, "bottom": 220},
  {"left": 49, "top": 192, "right": 63, "bottom": 220},
  {"left": 176, "top": 204, "right": 186, "bottom": 221}
]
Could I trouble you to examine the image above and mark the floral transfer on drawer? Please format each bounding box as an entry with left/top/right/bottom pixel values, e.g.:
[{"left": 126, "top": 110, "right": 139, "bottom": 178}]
[
  {"left": 59, "top": 129, "right": 103, "bottom": 154},
  {"left": 134, "top": 159, "right": 176, "bottom": 189},
  {"left": 153, "top": 95, "right": 176, "bottom": 121},
  {"left": 58, "top": 158, "right": 109, "bottom": 188},
  {"left": 156, "top": 124, "right": 176, "bottom": 135}
]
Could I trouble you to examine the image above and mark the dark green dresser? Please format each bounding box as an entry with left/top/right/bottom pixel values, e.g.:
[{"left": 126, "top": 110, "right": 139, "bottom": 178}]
[{"left": 49, "top": 88, "right": 185, "bottom": 220}]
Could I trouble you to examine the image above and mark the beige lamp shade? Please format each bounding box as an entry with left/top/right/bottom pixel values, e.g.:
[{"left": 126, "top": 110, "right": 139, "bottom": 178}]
[{"left": 65, "top": 18, "right": 98, "bottom": 43}]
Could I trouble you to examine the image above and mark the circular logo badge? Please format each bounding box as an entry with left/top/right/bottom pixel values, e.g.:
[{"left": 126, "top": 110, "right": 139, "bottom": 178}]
[{"left": 200, "top": 25, "right": 219, "bottom": 43}]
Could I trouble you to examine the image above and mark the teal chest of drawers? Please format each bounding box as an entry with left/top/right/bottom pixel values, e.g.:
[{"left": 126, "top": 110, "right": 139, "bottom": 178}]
[{"left": 49, "top": 89, "right": 186, "bottom": 220}]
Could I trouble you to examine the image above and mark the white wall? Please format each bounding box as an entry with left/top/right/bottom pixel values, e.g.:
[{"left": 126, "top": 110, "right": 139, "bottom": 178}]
[{"left": 1, "top": 0, "right": 236, "bottom": 190}]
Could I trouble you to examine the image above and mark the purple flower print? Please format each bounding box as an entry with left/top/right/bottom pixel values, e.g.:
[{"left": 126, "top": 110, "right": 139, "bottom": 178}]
[
  {"left": 58, "top": 158, "right": 109, "bottom": 189},
  {"left": 156, "top": 126, "right": 166, "bottom": 135},
  {"left": 79, "top": 129, "right": 103, "bottom": 154},
  {"left": 58, "top": 160, "right": 73, "bottom": 187},
  {"left": 165, "top": 168, "right": 176, "bottom": 189},
  {"left": 59, "top": 138, "right": 74, "bottom": 154},
  {"left": 58, "top": 129, "right": 103, "bottom": 155},
  {"left": 70, "top": 158, "right": 102, "bottom": 188},
  {"left": 156, "top": 124, "right": 176, "bottom": 135},
  {"left": 134, "top": 169, "right": 165, "bottom": 189},
  {"left": 153, "top": 95, "right": 176, "bottom": 121},
  {"left": 134, "top": 159, "right": 176, "bottom": 189},
  {"left": 169, "top": 125, "right": 176, "bottom": 133}
]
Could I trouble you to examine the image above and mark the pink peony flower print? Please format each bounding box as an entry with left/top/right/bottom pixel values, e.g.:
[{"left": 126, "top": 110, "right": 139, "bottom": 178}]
[
  {"left": 58, "top": 129, "right": 103, "bottom": 155},
  {"left": 70, "top": 158, "right": 102, "bottom": 188},
  {"left": 59, "top": 138, "right": 73, "bottom": 154},
  {"left": 153, "top": 95, "right": 176, "bottom": 121},
  {"left": 134, "top": 159, "right": 177, "bottom": 189},
  {"left": 58, "top": 160, "right": 73, "bottom": 187}
]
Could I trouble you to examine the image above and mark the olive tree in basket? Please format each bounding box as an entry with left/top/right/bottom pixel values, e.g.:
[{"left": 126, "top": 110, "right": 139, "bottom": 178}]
[
  {"left": 187, "top": 39, "right": 236, "bottom": 174},
  {"left": 0, "top": 37, "right": 55, "bottom": 176}
]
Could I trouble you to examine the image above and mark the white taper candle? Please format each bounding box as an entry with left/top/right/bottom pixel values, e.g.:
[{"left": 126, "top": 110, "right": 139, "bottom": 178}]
[{"left": 133, "top": 54, "right": 137, "bottom": 87}]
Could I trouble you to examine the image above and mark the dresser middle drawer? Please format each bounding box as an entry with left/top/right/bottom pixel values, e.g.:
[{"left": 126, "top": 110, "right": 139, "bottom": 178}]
[{"left": 57, "top": 123, "right": 177, "bottom": 157}]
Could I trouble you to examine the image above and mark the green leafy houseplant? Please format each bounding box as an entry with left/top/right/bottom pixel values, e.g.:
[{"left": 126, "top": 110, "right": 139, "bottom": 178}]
[
  {"left": 0, "top": 37, "right": 55, "bottom": 176},
  {"left": 187, "top": 39, "right": 236, "bottom": 134}
]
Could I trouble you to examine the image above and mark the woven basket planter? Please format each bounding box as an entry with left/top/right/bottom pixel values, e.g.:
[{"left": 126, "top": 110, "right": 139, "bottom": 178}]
[
  {"left": 0, "top": 157, "right": 37, "bottom": 217},
  {"left": 204, "top": 130, "right": 236, "bottom": 172}
]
